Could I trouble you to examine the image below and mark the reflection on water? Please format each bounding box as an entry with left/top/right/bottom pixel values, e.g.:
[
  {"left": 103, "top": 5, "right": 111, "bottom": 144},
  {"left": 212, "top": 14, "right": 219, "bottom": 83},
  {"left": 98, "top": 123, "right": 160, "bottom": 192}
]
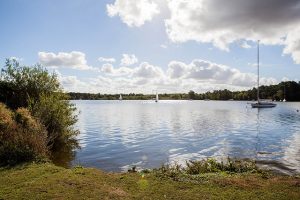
[
  {"left": 65, "top": 100, "right": 300, "bottom": 174},
  {"left": 51, "top": 138, "right": 79, "bottom": 168}
]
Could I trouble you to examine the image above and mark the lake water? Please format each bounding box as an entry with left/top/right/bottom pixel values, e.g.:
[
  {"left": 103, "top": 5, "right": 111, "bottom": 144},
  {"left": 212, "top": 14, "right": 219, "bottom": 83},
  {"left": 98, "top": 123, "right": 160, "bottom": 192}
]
[{"left": 65, "top": 100, "right": 300, "bottom": 174}]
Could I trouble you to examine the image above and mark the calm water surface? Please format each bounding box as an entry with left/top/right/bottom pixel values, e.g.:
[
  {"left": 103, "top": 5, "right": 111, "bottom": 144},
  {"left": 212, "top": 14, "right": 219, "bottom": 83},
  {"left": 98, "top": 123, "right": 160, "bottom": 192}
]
[{"left": 67, "top": 100, "right": 300, "bottom": 174}]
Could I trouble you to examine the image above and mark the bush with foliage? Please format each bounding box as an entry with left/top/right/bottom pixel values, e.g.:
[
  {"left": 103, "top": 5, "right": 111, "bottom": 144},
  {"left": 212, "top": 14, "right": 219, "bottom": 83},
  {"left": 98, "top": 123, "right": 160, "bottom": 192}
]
[
  {"left": 0, "top": 59, "right": 60, "bottom": 109},
  {"left": 0, "top": 59, "right": 79, "bottom": 165},
  {"left": 29, "top": 93, "right": 79, "bottom": 150},
  {"left": 0, "top": 103, "right": 48, "bottom": 166},
  {"left": 153, "top": 158, "right": 258, "bottom": 181}
]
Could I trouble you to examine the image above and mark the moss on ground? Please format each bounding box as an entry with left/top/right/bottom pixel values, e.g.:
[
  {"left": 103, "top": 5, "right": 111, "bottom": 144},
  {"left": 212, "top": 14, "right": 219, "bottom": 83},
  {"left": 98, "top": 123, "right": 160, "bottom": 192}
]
[{"left": 0, "top": 163, "right": 299, "bottom": 200}]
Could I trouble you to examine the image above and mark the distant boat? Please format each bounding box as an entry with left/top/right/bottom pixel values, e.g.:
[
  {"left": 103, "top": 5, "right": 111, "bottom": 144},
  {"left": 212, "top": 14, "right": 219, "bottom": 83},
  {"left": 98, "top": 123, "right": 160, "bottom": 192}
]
[
  {"left": 155, "top": 91, "right": 159, "bottom": 103},
  {"left": 119, "top": 94, "right": 122, "bottom": 101},
  {"left": 283, "top": 83, "right": 287, "bottom": 102},
  {"left": 251, "top": 40, "right": 276, "bottom": 108}
]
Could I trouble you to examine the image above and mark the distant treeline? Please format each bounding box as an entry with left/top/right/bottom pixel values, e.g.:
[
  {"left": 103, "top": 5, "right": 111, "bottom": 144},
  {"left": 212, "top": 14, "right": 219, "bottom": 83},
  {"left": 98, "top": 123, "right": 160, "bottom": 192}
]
[{"left": 67, "top": 81, "right": 300, "bottom": 101}]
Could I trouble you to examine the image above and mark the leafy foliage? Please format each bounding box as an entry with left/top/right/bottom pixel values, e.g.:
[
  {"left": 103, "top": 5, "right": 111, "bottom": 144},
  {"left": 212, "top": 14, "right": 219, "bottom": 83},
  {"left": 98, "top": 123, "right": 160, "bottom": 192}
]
[
  {"left": 0, "top": 59, "right": 79, "bottom": 165},
  {"left": 29, "top": 93, "right": 79, "bottom": 150},
  {"left": 0, "top": 103, "right": 48, "bottom": 166},
  {"left": 153, "top": 158, "right": 258, "bottom": 181},
  {"left": 0, "top": 59, "right": 60, "bottom": 109}
]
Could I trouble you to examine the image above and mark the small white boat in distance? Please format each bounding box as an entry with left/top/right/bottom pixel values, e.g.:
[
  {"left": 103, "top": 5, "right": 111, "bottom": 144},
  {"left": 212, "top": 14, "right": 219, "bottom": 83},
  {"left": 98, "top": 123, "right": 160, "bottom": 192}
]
[
  {"left": 119, "top": 94, "right": 122, "bottom": 101},
  {"left": 251, "top": 40, "right": 276, "bottom": 108},
  {"left": 155, "top": 91, "right": 159, "bottom": 103}
]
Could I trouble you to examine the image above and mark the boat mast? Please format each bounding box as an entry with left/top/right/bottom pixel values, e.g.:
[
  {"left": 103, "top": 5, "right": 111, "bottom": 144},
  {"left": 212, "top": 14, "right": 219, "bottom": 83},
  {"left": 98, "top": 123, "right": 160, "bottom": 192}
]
[{"left": 257, "top": 40, "right": 260, "bottom": 103}]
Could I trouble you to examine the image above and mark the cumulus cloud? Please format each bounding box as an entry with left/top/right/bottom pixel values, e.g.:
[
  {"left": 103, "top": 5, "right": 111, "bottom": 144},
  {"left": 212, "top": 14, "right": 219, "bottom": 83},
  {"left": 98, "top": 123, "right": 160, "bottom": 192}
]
[
  {"left": 38, "top": 51, "right": 94, "bottom": 70},
  {"left": 241, "top": 41, "right": 252, "bottom": 49},
  {"left": 165, "top": 0, "right": 300, "bottom": 50},
  {"left": 133, "top": 62, "right": 164, "bottom": 78},
  {"left": 164, "top": 0, "right": 300, "bottom": 62},
  {"left": 54, "top": 70, "right": 91, "bottom": 92},
  {"left": 167, "top": 59, "right": 276, "bottom": 87},
  {"left": 105, "top": 0, "right": 300, "bottom": 64},
  {"left": 61, "top": 57, "right": 277, "bottom": 93},
  {"left": 106, "top": 0, "right": 160, "bottom": 27},
  {"left": 283, "top": 28, "right": 300, "bottom": 64},
  {"left": 60, "top": 76, "right": 89, "bottom": 92},
  {"left": 101, "top": 61, "right": 163, "bottom": 79},
  {"left": 120, "top": 54, "right": 138, "bottom": 66},
  {"left": 101, "top": 63, "right": 132, "bottom": 76},
  {"left": 101, "top": 63, "right": 114, "bottom": 73},
  {"left": 98, "top": 57, "right": 116, "bottom": 63},
  {"left": 282, "top": 77, "right": 290, "bottom": 82}
]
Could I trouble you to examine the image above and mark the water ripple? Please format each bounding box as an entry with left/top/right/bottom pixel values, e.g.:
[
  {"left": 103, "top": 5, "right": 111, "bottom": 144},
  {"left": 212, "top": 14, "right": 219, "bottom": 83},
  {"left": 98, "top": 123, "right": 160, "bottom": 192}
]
[{"left": 65, "top": 100, "right": 300, "bottom": 174}]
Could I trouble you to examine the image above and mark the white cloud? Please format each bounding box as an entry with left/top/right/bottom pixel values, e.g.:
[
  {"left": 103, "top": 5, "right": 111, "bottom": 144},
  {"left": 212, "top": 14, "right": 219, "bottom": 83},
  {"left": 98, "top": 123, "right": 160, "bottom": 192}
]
[
  {"left": 241, "top": 41, "right": 252, "bottom": 49},
  {"left": 120, "top": 54, "right": 138, "bottom": 66},
  {"left": 104, "top": 0, "right": 300, "bottom": 64},
  {"left": 282, "top": 77, "right": 290, "bottom": 82},
  {"left": 283, "top": 28, "right": 300, "bottom": 64},
  {"left": 167, "top": 61, "right": 187, "bottom": 79},
  {"left": 55, "top": 71, "right": 92, "bottom": 92},
  {"left": 38, "top": 51, "right": 94, "bottom": 70},
  {"left": 101, "top": 63, "right": 133, "bottom": 76},
  {"left": 98, "top": 57, "right": 116, "bottom": 63},
  {"left": 132, "top": 62, "right": 164, "bottom": 78},
  {"left": 106, "top": 0, "right": 160, "bottom": 27},
  {"left": 167, "top": 59, "right": 276, "bottom": 87},
  {"left": 101, "top": 63, "right": 114, "bottom": 73},
  {"left": 60, "top": 76, "right": 88, "bottom": 92},
  {"left": 164, "top": 0, "right": 300, "bottom": 63},
  {"left": 165, "top": 0, "right": 299, "bottom": 48},
  {"left": 59, "top": 57, "right": 277, "bottom": 93},
  {"left": 101, "top": 61, "right": 163, "bottom": 79}
]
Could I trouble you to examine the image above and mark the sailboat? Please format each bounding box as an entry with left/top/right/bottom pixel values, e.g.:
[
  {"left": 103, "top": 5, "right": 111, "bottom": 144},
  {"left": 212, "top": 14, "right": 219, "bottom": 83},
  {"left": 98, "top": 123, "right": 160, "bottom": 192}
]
[
  {"left": 155, "top": 91, "right": 159, "bottom": 103},
  {"left": 119, "top": 94, "right": 122, "bottom": 101},
  {"left": 251, "top": 40, "right": 276, "bottom": 108},
  {"left": 283, "top": 83, "right": 286, "bottom": 102}
]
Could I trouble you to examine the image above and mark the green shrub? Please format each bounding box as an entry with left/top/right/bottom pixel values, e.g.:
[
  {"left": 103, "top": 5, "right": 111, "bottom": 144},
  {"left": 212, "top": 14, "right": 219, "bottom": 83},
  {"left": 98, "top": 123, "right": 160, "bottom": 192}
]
[
  {"left": 29, "top": 93, "right": 79, "bottom": 150},
  {"left": 0, "top": 103, "right": 48, "bottom": 166},
  {"left": 0, "top": 59, "right": 60, "bottom": 109},
  {"left": 154, "top": 158, "right": 258, "bottom": 181},
  {"left": 0, "top": 59, "right": 79, "bottom": 162},
  {"left": 184, "top": 158, "right": 257, "bottom": 174},
  {"left": 0, "top": 103, "right": 14, "bottom": 128}
]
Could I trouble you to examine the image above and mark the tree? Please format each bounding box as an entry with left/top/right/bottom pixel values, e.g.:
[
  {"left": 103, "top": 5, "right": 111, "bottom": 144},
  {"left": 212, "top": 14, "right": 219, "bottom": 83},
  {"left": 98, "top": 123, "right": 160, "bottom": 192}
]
[
  {"left": 188, "top": 90, "right": 196, "bottom": 100},
  {"left": 0, "top": 59, "right": 60, "bottom": 109},
  {"left": 0, "top": 58, "right": 78, "bottom": 151}
]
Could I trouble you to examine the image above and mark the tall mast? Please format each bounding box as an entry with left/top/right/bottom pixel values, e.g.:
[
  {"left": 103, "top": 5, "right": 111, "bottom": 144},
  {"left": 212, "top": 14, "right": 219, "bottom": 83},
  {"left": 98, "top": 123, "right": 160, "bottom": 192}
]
[{"left": 257, "top": 40, "right": 260, "bottom": 103}]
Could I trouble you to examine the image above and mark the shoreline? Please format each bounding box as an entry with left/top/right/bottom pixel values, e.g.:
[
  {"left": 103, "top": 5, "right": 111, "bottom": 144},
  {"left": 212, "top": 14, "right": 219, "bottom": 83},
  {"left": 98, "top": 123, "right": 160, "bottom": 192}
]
[
  {"left": 1, "top": 162, "right": 300, "bottom": 199},
  {"left": 69, "top": 99, "right": 300, "bottom": 102}
]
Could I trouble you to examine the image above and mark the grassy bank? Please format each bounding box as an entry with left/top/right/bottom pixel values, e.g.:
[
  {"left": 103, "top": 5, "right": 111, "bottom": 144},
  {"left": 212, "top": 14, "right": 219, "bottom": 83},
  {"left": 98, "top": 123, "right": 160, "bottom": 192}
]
[{"left": 1, "top": 163, "right": 300, "bottom": 200}]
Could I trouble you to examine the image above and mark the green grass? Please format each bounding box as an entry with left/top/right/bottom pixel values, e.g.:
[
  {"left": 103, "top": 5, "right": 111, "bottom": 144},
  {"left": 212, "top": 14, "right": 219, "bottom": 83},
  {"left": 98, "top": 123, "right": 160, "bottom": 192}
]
[{"left": 0, "top": 163, "right": 300, "bottom": 200}]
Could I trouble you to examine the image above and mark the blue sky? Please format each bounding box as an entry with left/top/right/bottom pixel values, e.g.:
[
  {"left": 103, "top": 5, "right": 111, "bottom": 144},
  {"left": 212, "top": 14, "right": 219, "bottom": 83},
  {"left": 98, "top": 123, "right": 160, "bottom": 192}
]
[{"left": 1, "top": 0, "right": 300, "bottom": 93}]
